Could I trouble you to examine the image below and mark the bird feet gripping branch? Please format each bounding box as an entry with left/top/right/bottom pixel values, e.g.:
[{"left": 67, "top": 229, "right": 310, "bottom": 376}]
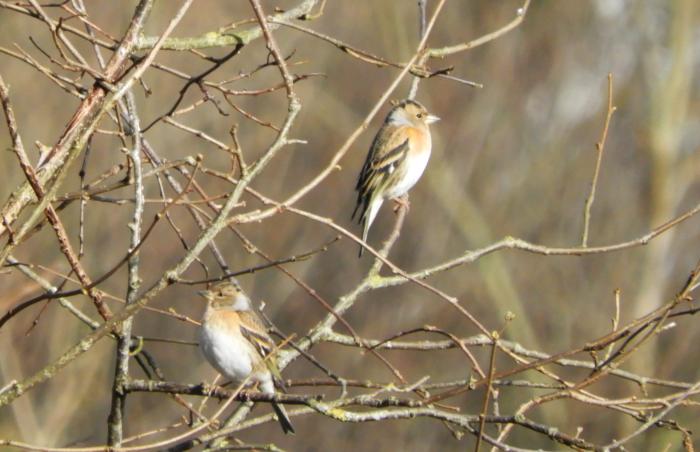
[{"left": 392, "top": 194, "right": 410, "bottom": 213}]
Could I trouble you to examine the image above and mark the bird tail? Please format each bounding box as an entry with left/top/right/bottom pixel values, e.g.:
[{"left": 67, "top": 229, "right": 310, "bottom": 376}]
[
  {"left": 358, "top": 198, "right": 383, "bottom": 257},
  {"left": 272, "top": 401, "right": 295, "bottom": 434}
]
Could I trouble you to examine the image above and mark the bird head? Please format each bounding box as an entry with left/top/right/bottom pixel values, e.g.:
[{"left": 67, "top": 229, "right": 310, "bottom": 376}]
[
  {"left": 388, "top": 99, "right": 440, "bottom": 127},
  {"left": 197, "top": 281, "right": 251, "bottom": 311}
]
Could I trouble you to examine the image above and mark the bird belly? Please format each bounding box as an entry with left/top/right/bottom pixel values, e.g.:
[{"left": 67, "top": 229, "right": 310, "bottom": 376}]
[
  {"left": 199, "top": 323, "right": 254, "bottom": 382},
  {"left": 385, "top": 146, "right": 431, "bottom": 199}
]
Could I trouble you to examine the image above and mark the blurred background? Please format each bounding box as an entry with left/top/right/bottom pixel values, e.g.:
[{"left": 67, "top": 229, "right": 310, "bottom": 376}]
[{"left": 1, "top": 0, "right": 699, "bottom": 450}]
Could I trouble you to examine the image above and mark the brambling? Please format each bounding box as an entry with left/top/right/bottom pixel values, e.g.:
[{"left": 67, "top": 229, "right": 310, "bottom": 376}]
[
  {"left": 352, "top": 99, "right": 439, "bottom": 256},
  {"left": 198, "top": 282, "right": 295, "bottom": 434}
]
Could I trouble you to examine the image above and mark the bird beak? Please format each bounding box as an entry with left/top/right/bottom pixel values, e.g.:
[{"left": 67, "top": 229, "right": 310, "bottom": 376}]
[
  {"left": 197, "top": 290, "right": 209, "bottom": 299},
  {"left": 426, "top": 114, "right": 440, "bottom": 124}
]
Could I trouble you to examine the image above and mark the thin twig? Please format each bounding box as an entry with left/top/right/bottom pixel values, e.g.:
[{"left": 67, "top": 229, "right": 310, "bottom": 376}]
[
  {"left": 581, "top": 73, "right": 617, "bottom": 247},
  {"left": 475, "top": 332, "right": 499, "bottom": 451},
  {"left": 408, "top": 0, "right": 428, "bottom": 99}
]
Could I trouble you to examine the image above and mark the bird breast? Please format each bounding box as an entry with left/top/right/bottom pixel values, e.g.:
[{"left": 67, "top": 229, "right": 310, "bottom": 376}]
[
  {"left": 385, "top": 127, "right": 431, "bottom": 199},
  {"left": 199, "top": 319, "right": 255, "bottom": 382}
]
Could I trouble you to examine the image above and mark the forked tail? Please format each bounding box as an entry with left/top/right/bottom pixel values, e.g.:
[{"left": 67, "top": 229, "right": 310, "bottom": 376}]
[{"left": 272, "top": 401, "right": 295, "bottom": 434}]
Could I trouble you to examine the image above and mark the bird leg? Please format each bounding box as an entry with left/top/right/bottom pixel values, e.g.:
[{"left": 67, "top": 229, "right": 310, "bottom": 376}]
[{"left": 392, "top": 194, "right": 410, "bottom": 213}]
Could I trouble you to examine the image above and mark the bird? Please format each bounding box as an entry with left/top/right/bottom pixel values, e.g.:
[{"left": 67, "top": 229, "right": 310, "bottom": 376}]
[
  {"left": 198, "top": 281, "right": 295, "bottom": 434},
  {"left": 352, "top": 99, "right": 439, "bottom": 256}
]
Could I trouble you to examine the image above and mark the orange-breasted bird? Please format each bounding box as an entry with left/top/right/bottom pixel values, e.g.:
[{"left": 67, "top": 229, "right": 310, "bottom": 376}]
[
  {"left": 352, "top": 99, "right": 439, "bottom": 256},
  {"left": 198, "top": 282, "right": 295, "bottom": 434}
]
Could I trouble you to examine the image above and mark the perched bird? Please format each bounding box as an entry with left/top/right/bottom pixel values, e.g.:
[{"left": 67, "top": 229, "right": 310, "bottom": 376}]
[
  {"left": 198, "top": 282, "right": 295, "bottom": 434},
  {"left": 352, "top": 99, "right": 439, "bottom": 256}
]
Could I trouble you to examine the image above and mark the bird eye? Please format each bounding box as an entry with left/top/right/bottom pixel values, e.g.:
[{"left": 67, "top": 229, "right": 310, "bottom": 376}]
[{"left": 416, "top": 113, "right": 423, "bottom": 119}]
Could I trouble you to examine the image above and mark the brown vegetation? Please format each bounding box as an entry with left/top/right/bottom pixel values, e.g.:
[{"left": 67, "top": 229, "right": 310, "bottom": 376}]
[{"left": 0, "top": 1, "right": 699, "bottom": 450}]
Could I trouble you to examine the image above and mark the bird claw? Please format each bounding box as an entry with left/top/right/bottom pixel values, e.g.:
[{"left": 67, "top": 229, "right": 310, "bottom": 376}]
[{"left": 392, "top": 195, "right": 410, "bottom": 213}]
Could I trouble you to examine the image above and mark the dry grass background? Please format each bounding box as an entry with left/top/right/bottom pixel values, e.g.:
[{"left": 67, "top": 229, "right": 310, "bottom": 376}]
[{"left": 1, "top": 0, "right": 700, "bottom": 450}]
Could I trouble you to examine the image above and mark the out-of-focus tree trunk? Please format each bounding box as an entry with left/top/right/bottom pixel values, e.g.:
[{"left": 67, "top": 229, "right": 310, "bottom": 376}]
[
  {"left": 635, "top": 0, "right": 696, "bottom": 365},
  {"left": 629, "top": 0, "right": 696, "bottom": 445}
]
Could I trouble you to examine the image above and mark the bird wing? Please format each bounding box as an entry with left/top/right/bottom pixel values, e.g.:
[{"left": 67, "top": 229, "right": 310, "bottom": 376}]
[
  {"left": 238, "top": 311, "right": 274, "bottom": 356},
  {"left": 353, "top": 125, "right": 410, "bottom": 220},
  {"left": 238, "top": 310, "right": 286, "bottom": 387},
  {"left": 358, "top": 125, "right": 410, "bottom": 190},
  {"left": 369, "top": 136, "right": 410, "bottom": 174}
]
